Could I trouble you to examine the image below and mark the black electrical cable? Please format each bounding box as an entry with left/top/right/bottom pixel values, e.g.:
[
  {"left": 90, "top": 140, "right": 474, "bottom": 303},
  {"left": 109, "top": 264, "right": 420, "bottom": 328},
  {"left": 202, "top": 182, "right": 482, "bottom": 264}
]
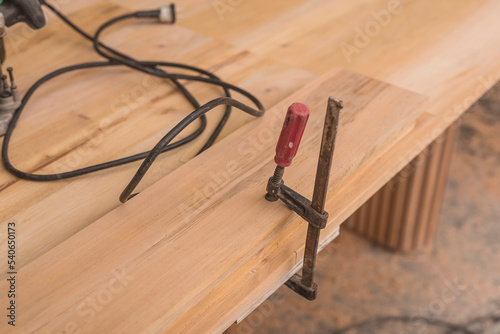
[
  {"left": 88, "top": 9, "right": 240, "bottom": 155},
  {"left": 55, "top": 2, "right": 239, "bottom": 156},
  {"left": 120, "top": 97, "right": 264, "bottom": 202},
  {"left": 1, "top": 2, "right": 265, "bottom": 201},
  {"left": 62, "top": 1, "right": 263, "bottom": 155}
]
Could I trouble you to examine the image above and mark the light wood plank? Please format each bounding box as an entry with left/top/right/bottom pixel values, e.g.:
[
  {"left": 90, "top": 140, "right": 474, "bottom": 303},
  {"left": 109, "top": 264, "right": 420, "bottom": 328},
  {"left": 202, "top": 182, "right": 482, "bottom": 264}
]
[
  {"left": 0, "top": 3, "right": 316, "bottom": 275},
  {"left": 0, "top": 0, "right": 498, "bottom": 332},
  {"left": 0, "top": 68, "right": 428, "bottom": 333}
]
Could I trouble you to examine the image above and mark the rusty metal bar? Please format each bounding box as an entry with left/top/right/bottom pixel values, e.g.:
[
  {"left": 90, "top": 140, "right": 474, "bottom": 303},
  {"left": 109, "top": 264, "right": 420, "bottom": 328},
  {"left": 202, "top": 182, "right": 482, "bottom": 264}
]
[{"left": 301, "top": 97, "right": 342, "bottom": 287}]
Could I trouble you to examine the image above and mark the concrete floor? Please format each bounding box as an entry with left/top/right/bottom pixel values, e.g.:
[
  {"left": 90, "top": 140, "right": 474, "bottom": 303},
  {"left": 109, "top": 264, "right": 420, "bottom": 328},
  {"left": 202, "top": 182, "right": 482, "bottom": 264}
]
[{"left": 235, "top": 85, "right": 500, "bottom": 334}]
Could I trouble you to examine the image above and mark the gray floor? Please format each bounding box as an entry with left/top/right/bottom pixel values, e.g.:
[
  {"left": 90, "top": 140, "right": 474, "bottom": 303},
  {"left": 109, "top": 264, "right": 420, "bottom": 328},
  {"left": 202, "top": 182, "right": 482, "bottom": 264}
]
[{"left": 237, "top": 84, "right": 500, "bottom": 334}]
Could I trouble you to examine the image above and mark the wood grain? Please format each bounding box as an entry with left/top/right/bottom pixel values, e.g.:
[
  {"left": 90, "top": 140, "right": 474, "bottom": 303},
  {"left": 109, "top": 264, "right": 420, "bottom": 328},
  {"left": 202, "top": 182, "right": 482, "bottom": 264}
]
[
  {"left": 0, "top": 68, "right": 427, "bottom": 333},
  {"left": 0, "top": 2, "right": 316, "bottom": 275},
  {"left": 181, "top": 0, "right": 500, "bottom": 146},
  {"left": 0, "top": 0, "right": 498, "bottom": 332},
  {"left": 346, "top": 122, "right": 459, "bottom": 250}
]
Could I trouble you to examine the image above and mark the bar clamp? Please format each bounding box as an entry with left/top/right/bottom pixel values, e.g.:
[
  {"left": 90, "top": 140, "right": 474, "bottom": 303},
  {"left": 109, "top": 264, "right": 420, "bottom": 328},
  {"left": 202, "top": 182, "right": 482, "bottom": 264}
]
[{"left": 265, "top": 97, "right": 342, "bottom": 300}]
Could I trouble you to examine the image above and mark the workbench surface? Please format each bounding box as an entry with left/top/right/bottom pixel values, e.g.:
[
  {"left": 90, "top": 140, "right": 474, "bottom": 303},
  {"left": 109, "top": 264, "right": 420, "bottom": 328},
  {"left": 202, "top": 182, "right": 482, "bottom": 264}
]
[{"left": 0, "top": 0, "right": 499, "bottom": 333}]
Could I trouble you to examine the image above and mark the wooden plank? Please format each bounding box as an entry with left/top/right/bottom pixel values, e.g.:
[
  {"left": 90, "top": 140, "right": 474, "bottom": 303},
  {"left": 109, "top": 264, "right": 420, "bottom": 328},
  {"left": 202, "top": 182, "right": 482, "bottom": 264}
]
[
  {"left": 0, "top": 0, "right": 497, "bottom": 274},
  {"left": 183, "top": 0, "right": 500, "bottom": 253},
  {"left": 0, "top": 3, "right": 316, "bottom": 275},
  {"left": 397, "top": 148, "right": 428, "bottom": 251},
  {"left": 181, "top": 0, "right": 500, "bottom": 141},
  {"left": 413, "top": 128, "right": 448, "bottom": 248},
  {"left": 1, "top": 2, "right": 306, "bottom": 187},
  {"left": 0, "top": 68, "right": 428, "bottom": 333},
  {"left": 0, "top": 0, "right": 498, "bottom": 332},
  {"left": 426, "top": 123, "right": 458, "bottom": 241}
]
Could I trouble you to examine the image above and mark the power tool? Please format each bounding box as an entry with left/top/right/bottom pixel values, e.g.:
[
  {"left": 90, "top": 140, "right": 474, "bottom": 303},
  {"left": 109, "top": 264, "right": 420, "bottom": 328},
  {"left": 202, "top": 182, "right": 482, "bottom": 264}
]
[
  {"left": 0, "top": 0, "right": 46, "bottom": 63},
  {"left": 0, "top": 0, "right": 45, "bottom": 135}
]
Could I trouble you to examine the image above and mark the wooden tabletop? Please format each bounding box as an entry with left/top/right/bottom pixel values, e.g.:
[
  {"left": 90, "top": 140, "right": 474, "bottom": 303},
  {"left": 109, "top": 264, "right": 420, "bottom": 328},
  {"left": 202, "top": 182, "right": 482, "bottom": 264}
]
[{"left": 0, "top": 0, "right": 499, "bottom": 333}]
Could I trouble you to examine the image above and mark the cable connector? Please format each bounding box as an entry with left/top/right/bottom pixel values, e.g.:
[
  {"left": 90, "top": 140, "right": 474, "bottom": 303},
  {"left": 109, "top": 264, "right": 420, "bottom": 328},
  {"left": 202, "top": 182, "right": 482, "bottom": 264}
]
[
  {"left": 159, "top": 4, "right": 176, "bottom": 24},
  {"left": 136, "top": 4, "right": 176, "bottom": 24}
]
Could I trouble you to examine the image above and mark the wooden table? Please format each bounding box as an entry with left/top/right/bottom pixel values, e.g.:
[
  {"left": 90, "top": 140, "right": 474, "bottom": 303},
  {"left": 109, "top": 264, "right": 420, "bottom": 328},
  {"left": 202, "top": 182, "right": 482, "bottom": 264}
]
[{"left": 0, "top": 0, "right": 499, "bottom": 333}]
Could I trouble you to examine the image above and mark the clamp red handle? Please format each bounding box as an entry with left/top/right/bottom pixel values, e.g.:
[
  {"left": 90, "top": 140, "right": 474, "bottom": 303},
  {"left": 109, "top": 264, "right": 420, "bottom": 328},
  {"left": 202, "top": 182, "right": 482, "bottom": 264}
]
[{"left": 274, "top": 103, "right": 310, "bottom": 167}]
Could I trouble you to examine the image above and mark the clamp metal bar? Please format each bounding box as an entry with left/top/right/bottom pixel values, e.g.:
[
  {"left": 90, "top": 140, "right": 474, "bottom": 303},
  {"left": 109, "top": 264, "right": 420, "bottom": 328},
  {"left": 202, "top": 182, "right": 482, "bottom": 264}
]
[
  {"left": 296, "top": 97, "right": 342, "bottom": 295},
  {"left": 265, "top": 97, "right": 342, "bottom": 300}
]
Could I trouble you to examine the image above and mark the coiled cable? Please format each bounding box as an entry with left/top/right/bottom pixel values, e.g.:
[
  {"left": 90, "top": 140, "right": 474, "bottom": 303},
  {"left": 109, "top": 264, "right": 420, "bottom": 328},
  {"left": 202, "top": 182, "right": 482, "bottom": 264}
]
[{"left": 1, "top": 1, "right": 265, "bottom": 203}]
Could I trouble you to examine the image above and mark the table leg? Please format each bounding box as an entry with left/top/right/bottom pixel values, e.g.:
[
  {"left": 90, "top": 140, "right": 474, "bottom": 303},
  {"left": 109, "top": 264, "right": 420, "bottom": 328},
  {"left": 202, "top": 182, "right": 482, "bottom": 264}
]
[{"left": 346, "top": 122, "right": 458, "bottom": 251}]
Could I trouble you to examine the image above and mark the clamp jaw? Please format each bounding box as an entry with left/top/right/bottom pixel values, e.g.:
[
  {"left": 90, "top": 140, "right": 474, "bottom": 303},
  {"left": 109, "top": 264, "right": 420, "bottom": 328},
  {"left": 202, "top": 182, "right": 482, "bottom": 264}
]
[
  {"left": 266, "top": 182, "right": 329, "bottom": 231},
  {"left": 265, "top": 97, "right": 342, "bottom": 300}
]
